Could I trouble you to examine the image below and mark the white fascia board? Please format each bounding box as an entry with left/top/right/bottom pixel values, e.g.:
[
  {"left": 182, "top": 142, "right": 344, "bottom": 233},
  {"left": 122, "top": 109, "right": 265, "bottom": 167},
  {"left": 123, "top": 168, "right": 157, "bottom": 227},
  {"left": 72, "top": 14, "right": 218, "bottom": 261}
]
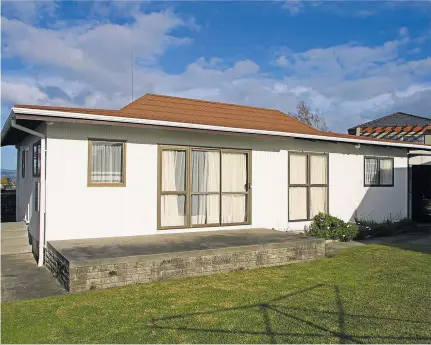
[{"left": 12, "top": 107, "right": 431, "bottom": 151}]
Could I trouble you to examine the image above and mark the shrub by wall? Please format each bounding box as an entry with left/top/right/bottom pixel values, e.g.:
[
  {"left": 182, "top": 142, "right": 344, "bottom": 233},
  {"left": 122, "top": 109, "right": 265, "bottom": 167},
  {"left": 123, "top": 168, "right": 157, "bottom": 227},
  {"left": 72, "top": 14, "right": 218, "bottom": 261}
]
[{"left": 305, "top": 213, "right": 359, "bottom": 242}]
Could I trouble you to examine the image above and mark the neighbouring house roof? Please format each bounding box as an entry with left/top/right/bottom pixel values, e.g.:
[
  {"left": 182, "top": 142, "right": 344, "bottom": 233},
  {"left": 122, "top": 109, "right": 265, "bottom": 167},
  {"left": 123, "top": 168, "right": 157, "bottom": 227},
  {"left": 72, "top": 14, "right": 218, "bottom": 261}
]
[
  {"left": 348, "top": 112, "right": 431, "bottom": 133},
  {"left": 347, "top": 112, "right": 431, "bottom": 143},
  {"left": 2, "top": 94, "right": 430, "bottom": 150}
]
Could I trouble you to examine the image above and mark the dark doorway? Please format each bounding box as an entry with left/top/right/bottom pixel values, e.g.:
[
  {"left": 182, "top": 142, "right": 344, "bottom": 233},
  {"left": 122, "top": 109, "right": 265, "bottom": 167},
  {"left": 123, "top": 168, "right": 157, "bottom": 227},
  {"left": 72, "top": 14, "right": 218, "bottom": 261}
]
[{"left": 412, "top": 165, "right": 431, "bottom": 222}]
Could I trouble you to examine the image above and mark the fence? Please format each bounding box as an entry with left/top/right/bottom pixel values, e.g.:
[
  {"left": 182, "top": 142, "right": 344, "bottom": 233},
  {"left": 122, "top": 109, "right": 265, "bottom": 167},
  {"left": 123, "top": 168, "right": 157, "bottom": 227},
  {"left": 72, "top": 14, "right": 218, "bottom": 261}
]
[{"left": 1, "top": 190, "right": 16, "bottom": 222}]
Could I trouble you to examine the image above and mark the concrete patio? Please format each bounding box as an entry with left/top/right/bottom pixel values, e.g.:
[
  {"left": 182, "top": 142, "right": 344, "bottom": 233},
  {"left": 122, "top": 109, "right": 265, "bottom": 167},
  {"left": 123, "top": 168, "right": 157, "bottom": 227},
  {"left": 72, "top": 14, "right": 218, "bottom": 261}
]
[{"left": 45, "top": 229, "right": 326, "bottom": 293}]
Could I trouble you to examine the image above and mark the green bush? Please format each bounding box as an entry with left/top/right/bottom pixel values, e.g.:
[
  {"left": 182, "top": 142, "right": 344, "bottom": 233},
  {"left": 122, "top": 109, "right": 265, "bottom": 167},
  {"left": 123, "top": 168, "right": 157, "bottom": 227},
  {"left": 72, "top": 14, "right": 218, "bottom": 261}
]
[
  {"left": 305, "top": 213, "right": 359, "bottom": 242},
  {"left": 355, "top": 217, "right": 420, "bottom": 240}
]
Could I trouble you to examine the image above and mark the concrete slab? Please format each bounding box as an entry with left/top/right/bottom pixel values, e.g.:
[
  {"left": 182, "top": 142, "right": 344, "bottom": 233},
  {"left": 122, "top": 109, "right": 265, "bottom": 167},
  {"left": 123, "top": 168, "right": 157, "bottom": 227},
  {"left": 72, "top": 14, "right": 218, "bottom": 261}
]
[
  {"left": 49, "top": 229, "right": 319, "bottom": 265},
  {"left": 46, "top": 229, "right": 326, "bottom": 292},
  {"left": 1, "top": 253, "right": 67, "bottom": 302}
]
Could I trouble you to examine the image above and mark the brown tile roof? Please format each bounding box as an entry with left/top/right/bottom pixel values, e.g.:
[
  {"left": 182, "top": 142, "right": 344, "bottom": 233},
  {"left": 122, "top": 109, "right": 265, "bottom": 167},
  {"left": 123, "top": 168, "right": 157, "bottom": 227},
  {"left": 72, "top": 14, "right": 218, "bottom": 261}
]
[
  {"left": 15, "top": 93, "right": 319, "bottom": 135},
  {"left": 13, "top": 93, "right": 430, "bottom": 147}
]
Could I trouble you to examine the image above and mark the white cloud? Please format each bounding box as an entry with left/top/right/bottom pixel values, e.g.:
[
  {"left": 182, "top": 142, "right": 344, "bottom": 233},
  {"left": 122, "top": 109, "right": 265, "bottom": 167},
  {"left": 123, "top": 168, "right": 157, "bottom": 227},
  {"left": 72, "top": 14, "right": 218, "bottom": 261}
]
[
  {"left": 229, "top": 60, "right": 260, "bottom": 76},
  {"left": 1, "top": 8, "right": 430, "bottom": 134},
  {"left": 274, "top": 55, "right": 288, "bottom": 67}
]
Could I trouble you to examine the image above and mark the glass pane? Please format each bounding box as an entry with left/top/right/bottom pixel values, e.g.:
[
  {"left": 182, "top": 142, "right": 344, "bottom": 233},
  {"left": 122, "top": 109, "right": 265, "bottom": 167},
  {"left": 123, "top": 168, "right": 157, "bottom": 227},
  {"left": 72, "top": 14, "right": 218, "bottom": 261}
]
[
  {"left": 192, "top": 150, "right": 220, "bottom": 192},
  {"left": 191, "top": 195, "right": 220, "bottom": 225},
  {"left": 365, "top": 158, "right": 378, "bottom": 185},
  {"left": 289, "top": 187, "right": 307, "bottom": 220},
  {"left": 91, "top": 142, "right": 123, "bottom": 183},
  {"left": 310, "top": 155, "right": 328, "bottom": 185},
  {"left": 222, "top": 152, "right": 247, "bottom": 192},
  {"left": 222, "top": 194, "right": 246, "bottom": 224},
  {"left": 289, "top": 154, "right": 307, "bottom": 184},
  {"left": 310, "top": 187, "right": 328, "bottom": 218},
  {"left": 379, "top": 159, "right": 393, "bottom": 185},
  {"left": 162, "top": 150, "right": 186, "bottom": 192},
  {"left": 161, "top": 195, "right": 186, "bottom": 227}
]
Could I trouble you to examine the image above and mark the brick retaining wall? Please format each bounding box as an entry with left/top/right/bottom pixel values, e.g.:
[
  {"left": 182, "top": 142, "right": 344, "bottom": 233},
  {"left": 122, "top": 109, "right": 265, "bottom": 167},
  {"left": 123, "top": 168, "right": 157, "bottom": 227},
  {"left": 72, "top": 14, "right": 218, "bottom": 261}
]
[{"left": 46, "top": 239, "right": 325, "bottom": 293}]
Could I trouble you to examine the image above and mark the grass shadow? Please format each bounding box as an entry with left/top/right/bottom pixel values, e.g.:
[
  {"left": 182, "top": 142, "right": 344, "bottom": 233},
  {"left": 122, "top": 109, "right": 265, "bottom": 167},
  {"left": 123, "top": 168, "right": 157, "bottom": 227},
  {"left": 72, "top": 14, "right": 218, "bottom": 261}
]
[{"left": 149, "top": 284, "right": 431, "bottom": 343}]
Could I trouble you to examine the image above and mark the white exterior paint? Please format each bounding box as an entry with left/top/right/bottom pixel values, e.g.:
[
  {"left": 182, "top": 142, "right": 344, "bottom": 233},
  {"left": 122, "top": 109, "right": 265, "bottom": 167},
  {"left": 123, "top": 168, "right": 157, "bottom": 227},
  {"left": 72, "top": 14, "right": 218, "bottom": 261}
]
[
  {"left": 409, "top": 154, "right": 431, "bottom": 166},
  {"left": 36, "top": 122, "right": 410, "bottom": 241},
  {"left": 15, "top": 124, "right": 46, "bottom": 252}
]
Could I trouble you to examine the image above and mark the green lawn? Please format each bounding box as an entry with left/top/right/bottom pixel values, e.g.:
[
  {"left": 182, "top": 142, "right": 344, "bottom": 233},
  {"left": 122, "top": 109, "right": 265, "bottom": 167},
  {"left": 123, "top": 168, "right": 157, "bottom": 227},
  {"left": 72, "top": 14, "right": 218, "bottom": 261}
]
[{"left": 2, "top": 244, "right": 431, "bottom": 344}]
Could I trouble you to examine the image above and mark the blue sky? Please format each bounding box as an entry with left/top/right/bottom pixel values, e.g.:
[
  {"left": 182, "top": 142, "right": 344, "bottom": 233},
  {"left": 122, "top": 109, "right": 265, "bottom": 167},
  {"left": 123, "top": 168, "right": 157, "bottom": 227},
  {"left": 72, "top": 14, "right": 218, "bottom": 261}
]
[{"left": 1, "top": 0, "right": 431, "bottom": 169}]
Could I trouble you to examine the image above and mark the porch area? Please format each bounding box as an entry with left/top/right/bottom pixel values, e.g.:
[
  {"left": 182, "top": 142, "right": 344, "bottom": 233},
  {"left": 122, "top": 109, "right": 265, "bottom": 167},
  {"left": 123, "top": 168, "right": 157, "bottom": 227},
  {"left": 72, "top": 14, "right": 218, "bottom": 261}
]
[{"left": 45, "top": 229, "right": 325, "bottom": 292}]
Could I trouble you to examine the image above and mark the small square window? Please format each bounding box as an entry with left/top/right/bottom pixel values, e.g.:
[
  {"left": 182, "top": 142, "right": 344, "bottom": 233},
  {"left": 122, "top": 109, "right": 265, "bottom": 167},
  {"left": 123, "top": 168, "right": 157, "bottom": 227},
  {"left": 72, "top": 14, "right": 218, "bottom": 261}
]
[
  {"left": 88, "top": 140, "right": 126, "bottom": 186},
  {"left": 364, "top": 157, "right": 394, "bottom": 187}
]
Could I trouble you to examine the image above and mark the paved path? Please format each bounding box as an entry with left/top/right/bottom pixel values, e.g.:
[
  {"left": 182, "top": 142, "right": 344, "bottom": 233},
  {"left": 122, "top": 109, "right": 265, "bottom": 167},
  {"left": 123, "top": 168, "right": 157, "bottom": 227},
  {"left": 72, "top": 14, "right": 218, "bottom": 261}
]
[{"left": 1, "top": 253, "right": 66, "bottom": 303}]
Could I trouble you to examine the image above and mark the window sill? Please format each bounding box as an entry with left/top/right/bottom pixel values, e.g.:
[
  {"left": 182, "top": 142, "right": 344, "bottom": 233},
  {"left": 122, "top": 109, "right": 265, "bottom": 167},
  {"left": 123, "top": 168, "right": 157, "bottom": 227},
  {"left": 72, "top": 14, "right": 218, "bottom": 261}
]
[{"left": 87, "top": 183, "right": 126, "bottom": 187}]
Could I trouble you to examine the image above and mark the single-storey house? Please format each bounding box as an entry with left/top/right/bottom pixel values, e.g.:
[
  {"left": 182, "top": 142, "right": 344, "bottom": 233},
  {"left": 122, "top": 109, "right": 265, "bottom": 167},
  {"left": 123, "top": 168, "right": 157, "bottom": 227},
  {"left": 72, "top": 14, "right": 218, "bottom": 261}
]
[{"left": 2, "top": 94, "right": 430, "bottom": 266}]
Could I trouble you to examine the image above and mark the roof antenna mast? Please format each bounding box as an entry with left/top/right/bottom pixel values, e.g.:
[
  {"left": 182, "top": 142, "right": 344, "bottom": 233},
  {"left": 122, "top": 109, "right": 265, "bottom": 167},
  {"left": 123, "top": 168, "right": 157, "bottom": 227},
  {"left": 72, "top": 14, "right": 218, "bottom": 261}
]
[{"left": 131, "top": 52, "right": 134, "bottom": 102}]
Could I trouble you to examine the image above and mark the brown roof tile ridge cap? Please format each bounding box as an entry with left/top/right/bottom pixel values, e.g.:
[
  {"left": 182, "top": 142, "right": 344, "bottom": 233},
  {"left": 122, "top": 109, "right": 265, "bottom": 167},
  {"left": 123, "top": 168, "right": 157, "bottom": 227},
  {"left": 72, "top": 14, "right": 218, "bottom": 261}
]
[
  {"left": 119, "top": 103, "right": 308, "bottom": 123},
  {"left": 120, "top": 94, "right": 152, "bottom": 110},
  {"left": 122, "top": 93, "right": 285, "bottom": 113}
]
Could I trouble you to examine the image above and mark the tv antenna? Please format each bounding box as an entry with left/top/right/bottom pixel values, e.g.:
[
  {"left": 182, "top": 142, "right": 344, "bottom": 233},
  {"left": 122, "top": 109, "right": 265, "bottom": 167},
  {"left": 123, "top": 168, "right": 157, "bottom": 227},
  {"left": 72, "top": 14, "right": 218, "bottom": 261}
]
[{"left": 131, "top": 52, "right": 134, "bottom": 102}]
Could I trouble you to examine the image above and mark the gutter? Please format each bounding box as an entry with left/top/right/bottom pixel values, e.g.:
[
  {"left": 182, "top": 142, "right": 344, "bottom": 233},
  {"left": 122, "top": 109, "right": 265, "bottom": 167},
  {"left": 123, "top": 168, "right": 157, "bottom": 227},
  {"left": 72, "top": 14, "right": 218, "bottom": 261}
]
[
  {"left": 12, "top": 107, "right": 431, "bottom": 151},
  {"left": 9, "top": 116, "right": 46, "bottom": 267}
]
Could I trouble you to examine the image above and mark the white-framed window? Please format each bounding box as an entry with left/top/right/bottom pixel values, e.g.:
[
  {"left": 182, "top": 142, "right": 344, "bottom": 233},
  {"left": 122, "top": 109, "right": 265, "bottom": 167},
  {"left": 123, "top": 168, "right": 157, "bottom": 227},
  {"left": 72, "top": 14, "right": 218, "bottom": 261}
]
[{"left": 364, "top": 157, "right": 394, "bottom": 187}]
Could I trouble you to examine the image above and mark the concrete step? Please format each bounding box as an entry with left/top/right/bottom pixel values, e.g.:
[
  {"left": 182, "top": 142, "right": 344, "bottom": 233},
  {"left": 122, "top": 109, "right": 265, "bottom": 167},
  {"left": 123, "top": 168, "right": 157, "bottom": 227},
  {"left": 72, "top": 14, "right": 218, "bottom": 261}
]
[
  {"left": 1, "top": 222, "right": 27, "bottom": 232},
  {"left": 2, "top": 236, "right": 30, "bottom": 247},
  {"left": 1, "top": 244, "right": 32, "bottom": 255},
  {"left": 2, "top": 229, "right": 28, "bottom": 240}
]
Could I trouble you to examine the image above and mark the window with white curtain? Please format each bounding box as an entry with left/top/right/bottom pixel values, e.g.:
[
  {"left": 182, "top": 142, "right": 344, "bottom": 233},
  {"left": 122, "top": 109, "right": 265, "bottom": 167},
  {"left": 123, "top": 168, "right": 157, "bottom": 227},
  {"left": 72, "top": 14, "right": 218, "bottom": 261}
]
[
  {"left": 364, "top": 157, "right": 394, "bottom": 186},
  {"left": 159, "top": 146, "right": 250, "bottom": 229},
  {"left": 88, "top": 140, "right": 126, "bottom": 186},
  {"left": 289, "top": 152, "right": 328, "bottom": 221}
]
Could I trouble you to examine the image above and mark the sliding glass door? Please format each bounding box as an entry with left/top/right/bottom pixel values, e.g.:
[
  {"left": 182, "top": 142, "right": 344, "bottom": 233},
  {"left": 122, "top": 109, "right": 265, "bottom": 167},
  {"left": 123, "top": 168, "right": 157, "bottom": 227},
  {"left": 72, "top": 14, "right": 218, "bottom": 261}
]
[
  {"left": 191, "top": 150, "right": 220, "bottom": 226},
  {"left": 158, "top": 146, "right": 251, "bottom": 229}
]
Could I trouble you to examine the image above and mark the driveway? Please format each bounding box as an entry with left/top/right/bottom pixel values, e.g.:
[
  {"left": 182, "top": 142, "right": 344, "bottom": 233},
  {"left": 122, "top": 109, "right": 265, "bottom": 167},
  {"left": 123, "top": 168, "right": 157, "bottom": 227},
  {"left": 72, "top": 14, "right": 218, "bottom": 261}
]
[{"left": 1, "top": 253, "right": 66, "bottom": 303}]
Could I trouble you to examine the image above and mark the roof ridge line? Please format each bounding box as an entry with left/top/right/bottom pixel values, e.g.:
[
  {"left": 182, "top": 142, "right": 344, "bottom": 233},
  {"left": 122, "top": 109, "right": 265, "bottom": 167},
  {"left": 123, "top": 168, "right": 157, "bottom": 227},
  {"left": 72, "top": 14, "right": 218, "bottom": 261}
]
[{"left": 126, "top": 93, "right": 283, "bottom": 113}]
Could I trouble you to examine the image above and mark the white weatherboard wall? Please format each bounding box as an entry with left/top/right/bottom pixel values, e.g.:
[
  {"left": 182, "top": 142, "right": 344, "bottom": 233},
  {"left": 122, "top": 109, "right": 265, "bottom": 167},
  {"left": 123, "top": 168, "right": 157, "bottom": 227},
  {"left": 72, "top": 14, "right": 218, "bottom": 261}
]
[
  {"left": 45, "top": 122, "right": 409, "bottom": 241},
  {"left": 16, "top": 124, "right": 46, "bottom": 242}
]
